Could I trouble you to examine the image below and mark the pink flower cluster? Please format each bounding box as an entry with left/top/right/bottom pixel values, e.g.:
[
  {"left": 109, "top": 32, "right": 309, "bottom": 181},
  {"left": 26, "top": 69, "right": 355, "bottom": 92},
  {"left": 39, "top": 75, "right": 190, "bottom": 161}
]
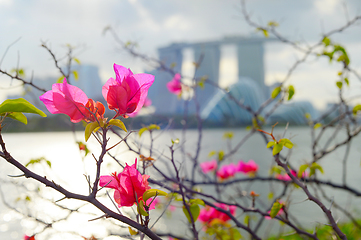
[
  {"left": 39, "top": 64, "right": 154, "bottom": 122},
  {"left": 276, "top": 170, "right": 308, "bottom": 181},
  {"left": 99, "top": 159, "right": 154, "bottom": 209},
  {"left": 200, "top": 159, "right": 258, "bottom": 180},
  {"left": 167, "top": 73, "right": 182, "bottom": 95},
  {"left": 198, "top": 203, "right": 236, "bottom": 224}
]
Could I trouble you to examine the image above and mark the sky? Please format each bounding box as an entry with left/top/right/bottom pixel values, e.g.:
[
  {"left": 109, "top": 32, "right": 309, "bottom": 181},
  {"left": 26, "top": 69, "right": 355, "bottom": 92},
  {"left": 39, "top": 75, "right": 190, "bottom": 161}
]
[{"left": 1, "top": 0, "right": 361, "bottom": 109}]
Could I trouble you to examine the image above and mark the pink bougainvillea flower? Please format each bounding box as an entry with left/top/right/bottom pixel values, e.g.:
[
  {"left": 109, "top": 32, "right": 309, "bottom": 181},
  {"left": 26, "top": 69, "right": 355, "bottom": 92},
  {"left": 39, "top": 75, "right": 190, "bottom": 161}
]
[
  {"left": 99, "top": 159, "right": 154, "bottom": 209},
  {"left": 200, "top": 159, "right": 217, "bottom": 173},
  {"left": 216, "top": 163, "right": 237, "bottom": 180},
  {"left": 39, "top": 79, "right": 89, "bottom": 123},
  {"left": 167, "top": 73, "right": 182, "bottom": 95},
  {"left": 102, "top": 64, "right": 154, "bottom": 117},
  {"left": 199, "top": 203, "right": 236, "bottom": 224},
  {"left": 143, "top": 97, "right": 152, "bottom": 107},
  {"left": 276, "top": 170, "right": 308, "bottom": 181},
  {"left": 237, "top": 160, "right": 258, "bottom": 174}
]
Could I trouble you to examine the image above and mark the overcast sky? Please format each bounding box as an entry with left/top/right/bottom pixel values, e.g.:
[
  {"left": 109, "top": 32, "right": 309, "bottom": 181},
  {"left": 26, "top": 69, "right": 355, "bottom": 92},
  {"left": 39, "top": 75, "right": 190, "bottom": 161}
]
[{"left": 1, "top": 0, "right": 361, "bottom": 109}]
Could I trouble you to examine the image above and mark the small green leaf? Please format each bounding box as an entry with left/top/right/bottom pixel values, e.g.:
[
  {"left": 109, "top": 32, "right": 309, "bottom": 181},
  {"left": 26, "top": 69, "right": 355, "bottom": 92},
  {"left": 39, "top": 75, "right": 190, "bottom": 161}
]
[
  {"left": 270, "top": 200, "right": 283, "bottom": 218},
  {"left": 108, "top": 119, "right": 127, "bottom": 132},
  {"left": 309, "top": 162, "right": 324, "bottom": 177},
  {"left": 208, "top": 150, "right": 216, "bottom": 157},
  {"left": 5, "top": 112, "right": 27, "bottom": 124},
  {"left": 288, "top": 85, "right": 295, "bottom": 101},
  {"left": 266, "top": 141, "right": 275, "bottom": 148},
  {"left": 353, "top": 104, "right": 361, "bottom": 115},
  {"left": 314, "top": 123, "right": 323, "bottom": 129},
  {"left": 137, "top": 200, "right": 149, "bottom": 216},
  {"left": 336, "top": 81, "right": 343, "bottom": 89},
  {"left": 223, "top": 132, "right": 234, "bottom": 139},
  {"left": 322, "top": 36, "right": 331, "bottom": 46},
  {"left": 305, "top": 113, "right": 311, "bottom": 119},
  {"left": 85, "top": 122, "right": 100, "bottom": 142},
  {"left": 189, "top": 198, "right": 205, "bottom": 206},
  {"left": 72, "top": 70, "right": 79, "bottom": 80},
  {"left": 344, "top": 77, "right": 349, "bottom": 86},
  {"left": 143, "top": 189, "right": 167, "bottom": 203},
  {"left": 0, "top": 98, "right": 46, "bottom": 117},
  {"left": 271, "top": 86, "right": 282, "bottom": 99},
  {"left": 267, "top": 21, "right": 279, "bottom": 27},
  {"left": 268, "top": 192, "right": 274, "bottom": 200},
  {"left": 138, "top": 124, "right": 160, "bottom": 137},
  {"left": 183, "top": 204, "right": 200, "bottom": 223},
  {"left": 298, "top": 164, "right": 309, "bottom": 178},
  {"left": 46, "top": 160, "right": 52, "bottom": 168},
  {"left": 73, "top": 58, "right": 81, "bottom": 65},
  {"left": 218, "top": 150, "right": 224, "bottom": 161},
  {"left": 128, "top": 227, "right": 138, "bottom": 236},
  {"left": 272, "top": 143, "right": 283, "bottom": 155},
  {"left": 279, "top": 138, "right": 293, "bottom": 149},
  {"left": 57, "top": 76, "right": 65, "bottom": 83}
]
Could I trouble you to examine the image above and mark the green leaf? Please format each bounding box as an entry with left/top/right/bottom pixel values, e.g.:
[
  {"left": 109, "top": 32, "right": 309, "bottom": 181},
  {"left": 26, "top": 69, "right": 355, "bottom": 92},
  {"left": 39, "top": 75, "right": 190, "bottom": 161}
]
[
  {"left": 208, "top": 150, "right": 216, "bottom": 157},
  {"left": 279, "top": 138, "right": 293, "bottom": 149},
  {"left": 322, "top": 36, "right": 331, "bottom": 46},
  {"left": 267, "top": 21, "right": 279, "bottom": 27},
  {"left": 298, "top": 164, "right": 309, "bottom": 178},
  {"left": 25, "top": 157, "right": 50, "bottom": 168},
  {"left": 305, "top": 113, "right": 311, "bottom": 119},
  {"left": 288, "top": 85, "right": 295, "bottom": 101},
  {"left": 85, "top": 122, "right": 100, "bottom": 142},
  {"left": 353, "top": 104, "right": 361, "bottom": 115},
  {"left": 143, "top": 189, "right": 167, "bottom": 203},
  {"left": 270, "top": 200, "right": 283, "bottom": 218},
  {"left": 271, "top": 86, "right": 281, "bottom": 99},
  {"left": 268, "top": 192, "right": 274, "bottom": 200},
  {"left": 223, "top": 132, "right": 234, "bottom": 139},
  {"left": 137, "top": 200, "right": 149, "bottom": 216},
  {"left": 272, "top": 143, "right": 283, "bottom": 155},
  {"left": 336, "top": 81, "right": 343, "bottom": 89},
  {"left": 108, "top": 119, "right": 127, "bottom": 132},
  {"left": 189, "top": 198, "right": 205, "bottom": 206},
  {"left": 314, "top": 123, "right": 323, "bottom": 129},
  {"left": 138, "top": 124, "right": 160, "bottom": 137},
  {"left": 309, "top": 162, "right": 324, "bottom": 177},
  {"left": 266, "top": 141, "right": 275, "bottom": 148},
  {"left": 183, "top": 204, "right": 200, "bottom": 223},
  {"left": 72, "top": 70, "right": 79, "bottom": 80},
  {"left": 73, "top": 57, "right": 81, "bottom": 65},
  {"left": 218, "top": 150, "right": 224, "bottom": 161},
  {"left": 0, "top": 98, "right": 46, "bottom": 117},
  {"left": 6, "top": 112, "right": 27, "bottom": 124},
  {"left": 57, "top": 76, "right": 65, "bottom": 83}
]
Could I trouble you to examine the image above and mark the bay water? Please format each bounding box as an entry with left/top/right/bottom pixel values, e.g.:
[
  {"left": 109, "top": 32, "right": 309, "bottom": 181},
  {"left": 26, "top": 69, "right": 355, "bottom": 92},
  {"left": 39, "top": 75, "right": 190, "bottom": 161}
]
[{"left": 0, "top": 126, "right": 361, "bottom": 239}]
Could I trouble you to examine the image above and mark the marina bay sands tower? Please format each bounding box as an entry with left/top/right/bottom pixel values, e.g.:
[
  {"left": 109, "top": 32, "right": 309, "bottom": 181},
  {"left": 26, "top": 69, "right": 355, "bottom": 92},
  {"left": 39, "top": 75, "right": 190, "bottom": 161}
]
[{"left": 147, "top": 36, "right": 271, "bottom": 115}]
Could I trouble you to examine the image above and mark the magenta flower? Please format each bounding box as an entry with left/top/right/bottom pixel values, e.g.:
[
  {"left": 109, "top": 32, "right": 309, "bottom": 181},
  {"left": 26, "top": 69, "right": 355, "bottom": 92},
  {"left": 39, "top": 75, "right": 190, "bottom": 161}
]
[
  {"left": 276, "top": 170, "right": 308, "bottom": 181},
  {"left": 99, "top": 159, "right": 154, "bottom": 209},
  {"left": 199, "top": 203, "right": 236, "bottom": 224},
  {"left": 200, "top": 159, "right": 217, "bottom": 173},
  {"left": 167, "top": 73, "right": 182, "bottom": 95},
  {"left": 39, "top": 79, "right": 90, "bottom": 123},
  {"left": 102, "top": 64, "right": 154, "bottom": 117},
  {"left": 237, "top": 160, "right": 258, "bottom": 174},
  {"left": 216, "top": 163, "right": 237, "bottom": 180}
]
